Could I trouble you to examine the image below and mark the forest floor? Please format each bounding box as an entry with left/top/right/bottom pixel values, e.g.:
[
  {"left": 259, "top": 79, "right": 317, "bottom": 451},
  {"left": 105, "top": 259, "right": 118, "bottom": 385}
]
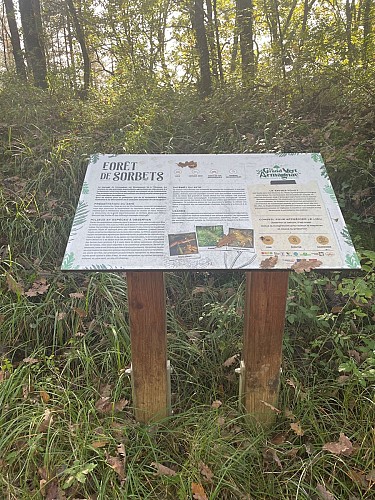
[{"left": 0, "top": 78, "right": 374, "bottom": 499}]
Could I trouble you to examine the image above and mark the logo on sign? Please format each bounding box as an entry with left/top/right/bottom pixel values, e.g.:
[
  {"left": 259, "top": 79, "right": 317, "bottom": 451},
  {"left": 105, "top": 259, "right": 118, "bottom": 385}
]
[{"left": 256, "top": 165, "right": 300, "bottom": 179}]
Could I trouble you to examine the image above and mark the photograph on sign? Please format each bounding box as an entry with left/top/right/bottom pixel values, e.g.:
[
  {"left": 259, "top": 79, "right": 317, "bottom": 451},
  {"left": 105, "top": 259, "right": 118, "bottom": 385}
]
[{"left": 61, "top": 153, "right": 360, "bottom": 271}]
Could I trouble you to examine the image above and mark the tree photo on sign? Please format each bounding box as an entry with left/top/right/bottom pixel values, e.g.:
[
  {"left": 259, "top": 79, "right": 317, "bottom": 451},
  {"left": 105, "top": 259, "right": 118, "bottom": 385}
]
[{"left": 0, "top": 0, "right": 374, "bottom": 499}]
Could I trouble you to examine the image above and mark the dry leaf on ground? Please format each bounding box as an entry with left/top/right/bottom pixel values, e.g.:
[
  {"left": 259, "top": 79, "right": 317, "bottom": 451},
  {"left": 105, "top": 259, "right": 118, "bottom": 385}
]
[
  {"left": 91, "top": 440, "right": 109, "bottom": 449},
  {"left": 222, "top": 354, "right": 239, "bottom": 368},
  {"left": 260, "top": 256, "right": 278, "bottom": 269},
  {"left": 348, "top": 469, "right": 368, "bottom": 489},
  {"left": 192, "top": 482, "right": 208, "bottom": 500},
  {"left": 23, "top": 357, "right": 39, "bottom": 364},
  {"left": 316, "top": 483, "right": 335, "bottom": 500},
  {"left": 211, "top": 400, "right": 222, "bottom": 409},
  {"left": 151, "top": 462, "right": 177, "bottom": 476},
  {"left": 199, "top": 461, "right": 213, "bottom": 482},
  {"left": 69, "top": 292, "right": 85, "bottom": 299},
  {"left": 40, "top": 390, "right": 50, "bottom": 403},
  {"left": 6, "top": 273, "right": 24, "bottom": 295},
  {"left": 322, "top": 433, "right": 354, "bottom": 456},
  {"left": 106, "top": 455, "right": 126, "bottom": 481},
  {"left": 290, "top": 422, "right": 304, "bottom": 436},
  {"left": 38, "top": 409, "right": 53, "bottom": 433},
  {"left": 25, "top": 278, "right": 50, "bottom": 297},
  {"left": 263, "top": 447, "right": 282, "bottom": 469},
  {"left": 291, "top": 259, "right": 322, "bottom": 273}
]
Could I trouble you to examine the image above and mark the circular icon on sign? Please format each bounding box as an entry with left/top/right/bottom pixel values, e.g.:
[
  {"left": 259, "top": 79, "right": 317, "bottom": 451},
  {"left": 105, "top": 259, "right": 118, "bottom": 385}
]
[
  {"left": 288, "top": 235, "right": 301, "bottom": 245},
  {"left": 260, "top": 236, "right": 274, "bottom": 245},
  {"left": 229, "top": 169, "right": 237, "bottom": 174},
  {"left": 316, "top": 236, "right": 329, "bottom": 245}
]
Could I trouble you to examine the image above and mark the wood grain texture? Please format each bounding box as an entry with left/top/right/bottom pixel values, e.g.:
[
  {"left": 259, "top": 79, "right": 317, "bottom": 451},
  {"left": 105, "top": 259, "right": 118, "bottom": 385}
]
[
  {"left": 127, "top": 271, "right": 168, "bottom": 423},
  {"left": 242, "top": 271, "right": 289, "bottom": 426}
]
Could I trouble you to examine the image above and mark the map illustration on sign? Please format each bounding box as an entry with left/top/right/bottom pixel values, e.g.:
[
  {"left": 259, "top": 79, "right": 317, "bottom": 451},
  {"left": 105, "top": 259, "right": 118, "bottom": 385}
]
[{"left": 61, "top": 153, "right": 360, "bottom": 271}]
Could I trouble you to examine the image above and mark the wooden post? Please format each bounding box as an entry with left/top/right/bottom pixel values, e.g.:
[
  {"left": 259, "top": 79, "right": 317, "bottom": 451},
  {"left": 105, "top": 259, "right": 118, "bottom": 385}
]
[
  {"left": 127, "top": 271, "right": 168, "bottom": 423},
  {"left": 242, "top": 271, "right": 289, "bottom": 426}
]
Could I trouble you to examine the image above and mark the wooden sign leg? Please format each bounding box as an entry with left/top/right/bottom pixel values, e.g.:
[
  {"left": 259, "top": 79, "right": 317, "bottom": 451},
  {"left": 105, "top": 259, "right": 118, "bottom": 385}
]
[
  {"left": 127, "top": 272, "right": 168, "bottom": 423},
  {"left": 242, "top": 271, "right": 289, "bottom": 426}
]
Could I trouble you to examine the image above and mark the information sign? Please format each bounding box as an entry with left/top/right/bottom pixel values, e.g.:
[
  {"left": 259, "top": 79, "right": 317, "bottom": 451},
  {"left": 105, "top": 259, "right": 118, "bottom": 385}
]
[{"left": 62, "top": 153, "right": 360, "bottom": 271}]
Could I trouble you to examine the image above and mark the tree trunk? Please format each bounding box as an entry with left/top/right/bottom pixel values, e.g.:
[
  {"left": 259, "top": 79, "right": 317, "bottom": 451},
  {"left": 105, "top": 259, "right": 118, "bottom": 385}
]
[
  {"left": 362, "top": 0, "right": 372, "bottom": 68},
  {"left": 19, "top": 0, "right": 47, "bottom": 88},
  {"left": 237, "top": 0, "right": 255, "bottom": 85},
  {"left": 4, "top": 0, "right": 27, "bottom": 80},
  {"left": 66, "top": 0, "right": 91, "bottom": 98},
  {"left": 192, "top": 0, "right": 212, "bottom": 96}
]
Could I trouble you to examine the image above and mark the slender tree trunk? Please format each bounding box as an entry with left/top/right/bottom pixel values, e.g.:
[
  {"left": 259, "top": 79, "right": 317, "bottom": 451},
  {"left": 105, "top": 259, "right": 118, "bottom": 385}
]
[
  {"left": 4, "top": 0, "right": 27, "bottom": 79},
  {"left": 19, "top": 0, "right": 47, "bottom": 88},
  {"left": 237, "top": 0, "right": 255, "bottom": 85},
  {"left": 206, "top": 0, "right": 218, "bottom": 79},
  {"left": 362, "top": 0, "right": 372, "bottom": 68},
  {"left": 192, "top": 0, "right": 212, "bottom": 96},
  {"left": 345, "top": 0, "right": 353, "bottom": 66},
  {"left": 66, "top": 0, "right": 91, "bottom": 97},
  {"left": 213, "top": 0, "right": 224, "bottom": 83}
]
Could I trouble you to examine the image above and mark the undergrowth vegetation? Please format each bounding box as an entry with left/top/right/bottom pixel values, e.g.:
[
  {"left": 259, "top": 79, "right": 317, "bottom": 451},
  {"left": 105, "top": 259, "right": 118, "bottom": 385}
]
[{"left": 0, "top": 74, "right": 374, "bottom": 499}]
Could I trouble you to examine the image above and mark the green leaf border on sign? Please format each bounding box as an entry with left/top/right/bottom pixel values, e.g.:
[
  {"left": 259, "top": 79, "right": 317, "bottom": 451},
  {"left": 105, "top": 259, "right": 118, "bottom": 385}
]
[
  {"left": 62, "top": 252, "right": 75, "bottom": 270},
  {"left": 345, "top": 253, "right": 361, "bottom": 269}
]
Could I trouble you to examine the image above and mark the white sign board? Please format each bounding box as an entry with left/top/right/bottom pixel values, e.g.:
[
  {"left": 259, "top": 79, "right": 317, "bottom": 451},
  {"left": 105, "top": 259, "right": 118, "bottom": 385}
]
[{"left": 62, "top": 153, "right": 360, "bottom": 271}]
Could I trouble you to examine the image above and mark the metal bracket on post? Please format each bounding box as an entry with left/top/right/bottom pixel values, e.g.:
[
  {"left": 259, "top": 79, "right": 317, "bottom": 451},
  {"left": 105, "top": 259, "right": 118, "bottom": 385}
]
[
  {"left": 235, "top": 360, "right": 245, "bottom": 411},
  {"left": 125, "top": 360, "right": 173, "bottom": 417}
]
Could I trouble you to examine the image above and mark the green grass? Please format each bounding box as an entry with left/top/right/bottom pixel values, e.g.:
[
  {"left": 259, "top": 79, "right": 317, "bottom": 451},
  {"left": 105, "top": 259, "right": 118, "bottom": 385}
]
[{"left": 1, "top": 79, "right": 374, "bottom": 498}]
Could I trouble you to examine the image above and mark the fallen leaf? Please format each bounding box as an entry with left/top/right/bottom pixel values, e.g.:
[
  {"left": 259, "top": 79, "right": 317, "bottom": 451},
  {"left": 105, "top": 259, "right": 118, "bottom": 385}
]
[
  {"left": 337, "top": 375, "right": 351, "bottom": 384},
  {"left": 69, "top": 292, "right": 85, "bottom": 299},
  {"left": 322, "top": 433, "right": 353, "bottom": 456},
  {"left": 40, "top": 479, "right": 47, "bottom": 496},
  {"left": 348, "top": 350, "right": 361, "bottom": 364},
  {"left": 24, "top": 278, "right": 50, "bottom": 297},
  {"left": 261, "top": 401, "right": 281, "bottom": 413},
  {"left": 263, "top": 447, "right": 283, "bottom": 468},
  {"left": 223, "top": 354, "right": 239, "bottom": 368},
  {"left": 270, "top": 433, "right": 286, "bottom": 445},
  {"left": 38, "top": 409, "right": 53, "bottom": 433},
  {"left": 91, "top": 440, "right": 109, "bottom": 448},
  {"left": 291, "top": 259, "right": 322, "bottom": 273},
  {"left": 0, "top": 370, "right": 9, "bottom": 383},
  {"left": 286, "top": 378, "right": 297, "bottom": 389},
  {"left": 40, "top": 390, "right": 50, "bottom": 403},
  {"left": 57, "top": 312, "right": 66, "bottom": 321},
  {"left": 74, "top": 307, "right": 87, "bottom": 318},
  {"left": 45, "top": 479, "right": 64, "bottom": 500},
  {"left": 23, "top": 357, "right": 39, "bottom": 364},
  {"left": 316, "top": 483, "right": 335, "bottom": 500},
  {"left": 199, "top": 461, "right": 213, "bottom": 482},
  {"left": 106, "top": 455, "right": 125, "bottom": 480},
  {"left": 211, "top": 400, "right": 222, "bottom": 409},
  {"left": 366, "top": 469, "right": 375, "bottom": 482},
  {"left": 348, "top": 469, "right": 368, "bottom": 489},
  {"left": 260, "top": 256, "right": 278, "bottom": 269},
  {"left": 192, "top": 482, "right": 208, "bottom": 500},
  {"left": 6, "top": 273, "right": 24, "bottom": 295},
  {"left": 192, "top": 286, "right": 207, "bottom": 295},
  {"left": 114, "top": 399, "right": 129, "bottom": 411},
  {"left": 290, "top": 422, "right": 304, "bottom": 436},
  {"left": 151, "top": 462, "right": 177, "bottom": 476},
  {"left": 95, "top": 397, "right": 112, "bottom": 413},
  {"left": 284, "top": 409, "right": 296, "bottom": 420}
]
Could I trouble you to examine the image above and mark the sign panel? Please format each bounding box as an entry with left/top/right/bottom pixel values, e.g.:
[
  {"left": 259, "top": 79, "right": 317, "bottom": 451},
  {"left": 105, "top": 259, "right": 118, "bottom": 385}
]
[{"left": 61, "top": 153, "right": 360, "bottom": 271}]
